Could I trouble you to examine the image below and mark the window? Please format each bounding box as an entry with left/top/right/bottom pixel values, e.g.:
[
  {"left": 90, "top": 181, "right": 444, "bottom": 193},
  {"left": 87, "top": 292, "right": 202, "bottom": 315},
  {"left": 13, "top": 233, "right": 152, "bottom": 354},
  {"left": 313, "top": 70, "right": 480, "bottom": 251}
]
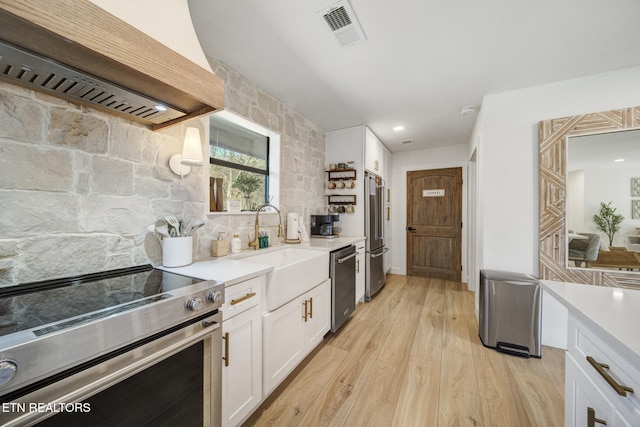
[{"left": 208, "top": 111, "right": 280, "bottom": 212}]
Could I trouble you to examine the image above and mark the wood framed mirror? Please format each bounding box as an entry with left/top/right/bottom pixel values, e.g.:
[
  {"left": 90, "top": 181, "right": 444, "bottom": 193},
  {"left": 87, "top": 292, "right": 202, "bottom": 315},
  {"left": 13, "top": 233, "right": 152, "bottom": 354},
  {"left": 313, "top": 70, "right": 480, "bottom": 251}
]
[{"left": 539, "top": 106, "right": 640, "bottom": 289}]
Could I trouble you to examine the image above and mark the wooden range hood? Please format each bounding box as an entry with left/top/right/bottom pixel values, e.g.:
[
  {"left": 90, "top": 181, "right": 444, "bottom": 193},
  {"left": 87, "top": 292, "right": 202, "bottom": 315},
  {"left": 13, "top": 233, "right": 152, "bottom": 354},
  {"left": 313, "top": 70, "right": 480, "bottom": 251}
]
[{"left": 0, "top": 0, "right": 224, "bottom": 130}]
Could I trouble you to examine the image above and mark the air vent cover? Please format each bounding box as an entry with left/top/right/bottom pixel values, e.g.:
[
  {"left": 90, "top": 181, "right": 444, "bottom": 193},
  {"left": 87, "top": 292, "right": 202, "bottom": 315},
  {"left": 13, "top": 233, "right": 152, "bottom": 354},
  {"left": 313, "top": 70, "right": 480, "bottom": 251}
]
[
  {"left": 401, "top": 139, "right": 415, "bottom": 146},
  {"left": 317, "top": 1, "right": 366, "bottom": 48},
  {"left": 0, "top": 40, "right": 185, "bottom": 125},
  {"left": 323, "top": 6, "right": 351, "bottom": 31}
]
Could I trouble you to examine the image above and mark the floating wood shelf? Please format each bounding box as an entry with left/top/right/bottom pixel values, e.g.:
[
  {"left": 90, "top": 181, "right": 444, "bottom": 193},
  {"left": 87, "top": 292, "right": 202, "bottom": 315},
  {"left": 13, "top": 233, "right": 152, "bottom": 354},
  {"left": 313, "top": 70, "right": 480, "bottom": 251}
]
[
  {"left": 326, "top": 169, "right": 357, "bottom": 180},
  {"left": 327, "top": 195, "right": 356, "bottom": 205}
]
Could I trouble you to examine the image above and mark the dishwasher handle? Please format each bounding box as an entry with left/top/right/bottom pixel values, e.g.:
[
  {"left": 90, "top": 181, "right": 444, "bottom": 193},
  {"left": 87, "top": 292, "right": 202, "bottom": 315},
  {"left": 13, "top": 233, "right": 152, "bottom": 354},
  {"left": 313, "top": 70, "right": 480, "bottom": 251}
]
[{"left": 337, "top": 252, "right": 357, "bottom": 264}]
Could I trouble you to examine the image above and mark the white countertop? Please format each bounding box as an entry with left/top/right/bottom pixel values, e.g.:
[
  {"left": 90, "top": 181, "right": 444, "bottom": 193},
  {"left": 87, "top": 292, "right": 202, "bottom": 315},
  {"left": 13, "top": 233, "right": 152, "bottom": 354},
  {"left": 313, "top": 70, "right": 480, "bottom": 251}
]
[
  {"left": 158, "top": 258, "right": 272, "bottom": 286},
  {"left": 303, "top": 236, "right": 366, "bottom": 251},
  {"left": 157, "top": 236, "right": 364, "bottom": 286},
  {"left": 542, "top": 280, "right": 640, "bottom": 366}
]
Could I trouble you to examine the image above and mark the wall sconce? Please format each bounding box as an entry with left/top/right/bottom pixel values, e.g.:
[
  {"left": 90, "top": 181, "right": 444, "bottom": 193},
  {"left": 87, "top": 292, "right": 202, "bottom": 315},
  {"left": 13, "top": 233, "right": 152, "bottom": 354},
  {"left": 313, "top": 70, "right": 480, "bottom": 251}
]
[{"left": 169, "top": 127, "right": 203, "bottom": 177}]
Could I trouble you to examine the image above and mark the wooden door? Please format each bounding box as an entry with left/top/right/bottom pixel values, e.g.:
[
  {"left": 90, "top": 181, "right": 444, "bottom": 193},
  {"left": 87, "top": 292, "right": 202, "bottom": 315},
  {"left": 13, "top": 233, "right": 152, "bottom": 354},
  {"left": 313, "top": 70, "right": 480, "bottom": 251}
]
[{"left": 407, "top": 168, "right": 462, "bottom": 280}]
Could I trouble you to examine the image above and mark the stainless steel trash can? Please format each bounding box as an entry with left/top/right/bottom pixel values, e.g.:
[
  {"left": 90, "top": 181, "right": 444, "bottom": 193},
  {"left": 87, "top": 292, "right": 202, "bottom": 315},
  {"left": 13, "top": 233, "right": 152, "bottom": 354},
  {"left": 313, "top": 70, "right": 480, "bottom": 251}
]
[{"left": 478, "top": 269, "right": 542, "bottom": 358}]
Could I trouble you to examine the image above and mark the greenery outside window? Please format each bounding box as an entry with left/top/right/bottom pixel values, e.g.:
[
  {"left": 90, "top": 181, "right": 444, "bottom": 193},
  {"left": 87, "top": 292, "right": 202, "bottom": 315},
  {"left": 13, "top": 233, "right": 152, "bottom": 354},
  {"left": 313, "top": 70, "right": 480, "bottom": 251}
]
[{"left": 208, "top": 111, "right": 280, "bottom": 212}]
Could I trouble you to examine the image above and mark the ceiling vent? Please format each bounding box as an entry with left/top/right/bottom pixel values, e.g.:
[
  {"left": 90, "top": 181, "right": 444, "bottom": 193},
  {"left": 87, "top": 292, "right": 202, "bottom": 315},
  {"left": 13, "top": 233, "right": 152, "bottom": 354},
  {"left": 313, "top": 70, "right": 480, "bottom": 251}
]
[
  {"left": 317, "top": 1, "right": 366, "bottom": 48},
  {"left": 401, "top": 139, "right": 415, "bottom": 146}
]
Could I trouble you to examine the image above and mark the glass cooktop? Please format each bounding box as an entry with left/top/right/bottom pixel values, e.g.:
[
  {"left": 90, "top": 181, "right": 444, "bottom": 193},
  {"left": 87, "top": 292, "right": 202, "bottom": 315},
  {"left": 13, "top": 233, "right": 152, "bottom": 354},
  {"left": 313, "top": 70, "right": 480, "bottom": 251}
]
[{"left": 0, "top": 265, "right": 201, "bottom": 337}]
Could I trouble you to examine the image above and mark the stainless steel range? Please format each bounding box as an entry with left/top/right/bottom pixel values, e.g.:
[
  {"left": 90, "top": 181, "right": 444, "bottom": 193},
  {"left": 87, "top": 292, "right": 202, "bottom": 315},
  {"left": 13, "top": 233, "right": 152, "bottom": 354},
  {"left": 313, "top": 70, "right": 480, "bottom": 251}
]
[{"left": 0, "top": 264, "right": 224, "bottom": 426}]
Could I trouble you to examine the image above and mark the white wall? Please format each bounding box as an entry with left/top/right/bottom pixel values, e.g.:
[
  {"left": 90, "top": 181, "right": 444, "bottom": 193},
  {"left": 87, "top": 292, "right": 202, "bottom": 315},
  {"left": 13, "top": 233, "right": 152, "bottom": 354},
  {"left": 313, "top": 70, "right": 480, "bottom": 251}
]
[
  {"left": 389, "top": 144, "right": 469, "bottom": 277},
  {"left": 471, "top": 65, "right": 640, "bottom": 348},
  {"left": 473, "top": 65, "right": 640, "bottom": 276},
  {"left": 567, "top": 170, "right": 585, "bottom": 232},
  {"left": 89, "top": 0, "right": 212, "bottom": 71},
  {"left": 583, "top": 167, "right": 640, "bottom": 247}
]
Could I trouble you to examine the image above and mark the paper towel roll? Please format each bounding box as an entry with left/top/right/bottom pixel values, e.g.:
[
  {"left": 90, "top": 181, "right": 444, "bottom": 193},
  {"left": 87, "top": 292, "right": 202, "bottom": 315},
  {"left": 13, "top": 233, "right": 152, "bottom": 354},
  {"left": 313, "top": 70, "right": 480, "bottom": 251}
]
[{"left": 287, "top": 212, "right": 299, "bottom": 240}]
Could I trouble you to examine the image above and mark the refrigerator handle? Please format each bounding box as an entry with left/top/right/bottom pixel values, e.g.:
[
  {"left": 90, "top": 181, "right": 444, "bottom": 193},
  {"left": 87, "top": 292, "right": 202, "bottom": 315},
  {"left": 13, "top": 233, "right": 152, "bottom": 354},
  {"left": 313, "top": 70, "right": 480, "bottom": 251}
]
[
  {"left": 371, "top": 247, "right": 390, "bottom": 258},
  {"left": 375, "top": 183, "right": 384, "bottom": 242}
]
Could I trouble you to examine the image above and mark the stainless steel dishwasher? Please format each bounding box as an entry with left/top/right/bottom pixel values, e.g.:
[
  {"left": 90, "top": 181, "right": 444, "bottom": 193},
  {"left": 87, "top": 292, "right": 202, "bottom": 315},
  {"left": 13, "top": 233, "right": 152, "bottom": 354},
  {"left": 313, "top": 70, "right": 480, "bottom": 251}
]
[{"left": 330, "top": 245, "right": 356, "bottom": 332}]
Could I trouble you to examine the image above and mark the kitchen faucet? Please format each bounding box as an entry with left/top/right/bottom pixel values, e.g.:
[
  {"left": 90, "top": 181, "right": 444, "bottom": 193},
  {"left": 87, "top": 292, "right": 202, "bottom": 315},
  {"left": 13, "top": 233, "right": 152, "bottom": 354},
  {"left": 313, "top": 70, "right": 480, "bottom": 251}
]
[{"left": 248, "top": 203, "right": 283, "bottom": 250}]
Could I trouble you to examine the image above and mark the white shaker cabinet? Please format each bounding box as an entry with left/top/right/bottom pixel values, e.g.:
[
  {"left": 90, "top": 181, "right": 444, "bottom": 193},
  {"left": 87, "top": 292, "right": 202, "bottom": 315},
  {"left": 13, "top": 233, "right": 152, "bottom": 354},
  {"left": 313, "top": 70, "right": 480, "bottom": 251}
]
[
  {"left": 565, "top": 315, "right": 639, "bottom": 427},
  {"left": 304, "top": 277, "right": 331, "bottom": 348},
  {"left": 262, "top": 278, "right": 331, "bottom": 396},
  {"left": 541, "top": 281, "right": 640, "bottom": 427},
  {"left": 364, "top": 127, "right": 385, "bottom": 177},
  {"left": 221, "top": 276, "right": 264, "bottom": 427},
  {"left": 326, "top": 125, "right": 391, "bottom": 238},
  {"left": 566, "top": 354, "right": 633, "bottom": 427}
]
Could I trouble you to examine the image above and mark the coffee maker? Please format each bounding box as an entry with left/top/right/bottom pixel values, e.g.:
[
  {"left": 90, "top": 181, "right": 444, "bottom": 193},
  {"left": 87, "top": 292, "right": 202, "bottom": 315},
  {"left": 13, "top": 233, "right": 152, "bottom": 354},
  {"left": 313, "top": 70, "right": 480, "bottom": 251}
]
[{"left": 310, "top": 214, "right": 340, "bottom": 238}]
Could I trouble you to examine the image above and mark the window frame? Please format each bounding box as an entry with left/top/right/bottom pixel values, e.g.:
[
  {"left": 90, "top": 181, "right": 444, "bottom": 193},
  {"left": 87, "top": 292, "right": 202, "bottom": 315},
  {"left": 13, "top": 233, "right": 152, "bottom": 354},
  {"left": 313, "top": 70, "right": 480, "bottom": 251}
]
[{"left": 206, "top": 110, "right": 280, "bottom": 215}]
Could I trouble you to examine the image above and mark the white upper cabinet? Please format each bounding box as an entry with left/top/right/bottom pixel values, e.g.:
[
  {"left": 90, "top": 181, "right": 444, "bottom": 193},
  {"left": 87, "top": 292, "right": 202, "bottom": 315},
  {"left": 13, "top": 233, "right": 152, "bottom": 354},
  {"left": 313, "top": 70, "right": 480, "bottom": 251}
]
[
  {"left": 326, "top": 125, "right": 390, "bottom": 238},
  {"left": 364, "top": 127, "right": 386, "bottom": 178}
]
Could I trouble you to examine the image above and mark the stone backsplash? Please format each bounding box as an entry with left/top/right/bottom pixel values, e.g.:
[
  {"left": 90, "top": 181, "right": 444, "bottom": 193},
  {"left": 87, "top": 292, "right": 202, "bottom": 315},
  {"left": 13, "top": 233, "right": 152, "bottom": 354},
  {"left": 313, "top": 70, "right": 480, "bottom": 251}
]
[{"left": 0, "top": 59, "right": 326, "bottom": 285}]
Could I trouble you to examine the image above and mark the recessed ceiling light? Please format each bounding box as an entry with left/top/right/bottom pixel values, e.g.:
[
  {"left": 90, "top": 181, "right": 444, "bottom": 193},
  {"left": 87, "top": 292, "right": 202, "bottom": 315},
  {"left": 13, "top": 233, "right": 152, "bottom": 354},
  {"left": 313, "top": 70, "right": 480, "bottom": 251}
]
[
  {"left": 393, "top": 126, "right": 404, "bottom": 131},
  {"left": 614, "top": 158, "right": 625, "bottom": 162},
  {"left": 155, "top": 105, "right": 167, "bottom": 111}
]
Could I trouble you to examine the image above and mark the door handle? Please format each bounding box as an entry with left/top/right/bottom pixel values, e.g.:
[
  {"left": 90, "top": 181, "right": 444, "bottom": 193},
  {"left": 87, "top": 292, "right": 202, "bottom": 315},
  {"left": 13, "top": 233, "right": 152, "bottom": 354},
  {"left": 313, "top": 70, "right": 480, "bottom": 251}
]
[
  {"left": 587, "top": 407, "right": 607, "bottom": 426},
  {"left": 230, "top": 292, "right": 256, "bottom": 305},
  {"left": 337, "top": 252, "right": 357, "bottom": 263},
  {"left": 371, "top": 248, "right": 389, "bottom": 258},
  {"left": 222, "top": 332, "right": 229, "bottom": 367},
  {"left": 587, "top": 355, "right": 634, "bottom": 396},
  {"left": 407, "top": 227, "right": 416, "bottom": 232}
]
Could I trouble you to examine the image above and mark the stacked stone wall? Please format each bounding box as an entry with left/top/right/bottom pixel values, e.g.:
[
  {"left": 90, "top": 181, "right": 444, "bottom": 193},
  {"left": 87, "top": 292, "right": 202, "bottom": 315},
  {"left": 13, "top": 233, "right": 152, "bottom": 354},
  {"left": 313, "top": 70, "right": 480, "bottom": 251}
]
[{"left": 0, "top": 59, "right": 325, "bottom": 284}]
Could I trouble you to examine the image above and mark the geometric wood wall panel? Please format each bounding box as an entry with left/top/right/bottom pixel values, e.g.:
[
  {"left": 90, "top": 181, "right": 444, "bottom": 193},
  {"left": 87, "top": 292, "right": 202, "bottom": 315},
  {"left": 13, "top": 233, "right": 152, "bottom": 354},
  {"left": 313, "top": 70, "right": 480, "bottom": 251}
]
[
  {"left": 539, "top": 106, "right": 640, "bottom": 289},
  {"left": 632, "top": 177, "right": 640, "bottom": 197}
]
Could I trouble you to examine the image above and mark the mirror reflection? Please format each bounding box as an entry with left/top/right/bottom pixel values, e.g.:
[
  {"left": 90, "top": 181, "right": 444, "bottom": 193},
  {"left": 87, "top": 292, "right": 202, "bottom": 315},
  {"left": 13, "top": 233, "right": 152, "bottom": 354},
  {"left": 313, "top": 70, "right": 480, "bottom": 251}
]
[{"left": 566, "top": 129, "right": 640, "bottom": 271}]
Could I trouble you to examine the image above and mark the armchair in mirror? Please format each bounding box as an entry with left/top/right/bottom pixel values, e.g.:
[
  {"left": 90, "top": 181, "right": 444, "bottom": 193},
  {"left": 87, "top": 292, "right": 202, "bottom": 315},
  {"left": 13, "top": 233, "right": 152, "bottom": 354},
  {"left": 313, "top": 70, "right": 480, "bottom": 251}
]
[{"left": 539, "top": 106, "right": 640, "bottom": 289}]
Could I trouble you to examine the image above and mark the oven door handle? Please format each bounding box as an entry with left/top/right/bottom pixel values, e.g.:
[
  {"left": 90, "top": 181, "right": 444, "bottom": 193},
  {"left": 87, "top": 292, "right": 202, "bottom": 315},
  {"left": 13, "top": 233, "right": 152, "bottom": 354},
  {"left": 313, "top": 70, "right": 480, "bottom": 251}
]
[
  {"left": 8, "top": 314, "right": 221, "bottom": 426},
  {"left": 337, "top": 252, "right": 357, "bottom": 264},
  {"left": 202, "top": 319, "right": 221, "bottom": 329}
]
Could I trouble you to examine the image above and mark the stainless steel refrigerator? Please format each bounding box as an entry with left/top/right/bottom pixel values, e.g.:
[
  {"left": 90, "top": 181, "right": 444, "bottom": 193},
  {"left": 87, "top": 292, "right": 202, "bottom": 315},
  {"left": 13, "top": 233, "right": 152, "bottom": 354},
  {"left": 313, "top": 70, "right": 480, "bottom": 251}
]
[{"left": 364, "top": 172, "right": 388, "bottom": 301}]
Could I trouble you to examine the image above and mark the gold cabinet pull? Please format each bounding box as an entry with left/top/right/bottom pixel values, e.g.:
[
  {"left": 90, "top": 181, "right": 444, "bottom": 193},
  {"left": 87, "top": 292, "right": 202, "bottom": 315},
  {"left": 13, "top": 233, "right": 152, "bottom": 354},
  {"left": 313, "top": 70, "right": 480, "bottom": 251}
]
[
  {"left": 386, "top": 206, "right": 390, "bottom": 221},
  {"left": 309, "top": 297, "right": 313, "bottom": 319},
  {"left": 587, "top": 407, "right": 607, "bottom": 426},
  {"left": 223, "top": 332, "right": 230, "bottom": 367},
  {"left": 230, "top": 292, "right": 257, "bottom": 305},
  {"left": 356, "top": 259, "right": 360, "bottom": 273},
  {"left": 303, "top": 300, "right": 308, "bottom": 322},
  {"left": 387, "top": 188, "right": 390, "bottom": 203},
  {"left": 586, "top": 355, "right": 634, "bottom": 396}
]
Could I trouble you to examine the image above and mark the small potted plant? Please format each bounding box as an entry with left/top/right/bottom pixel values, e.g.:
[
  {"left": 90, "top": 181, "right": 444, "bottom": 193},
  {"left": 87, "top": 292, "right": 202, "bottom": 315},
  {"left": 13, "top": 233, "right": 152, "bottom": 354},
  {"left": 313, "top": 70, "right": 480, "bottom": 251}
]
[{"left": 593, "top": 201, "right": 624, "bottom": 247}]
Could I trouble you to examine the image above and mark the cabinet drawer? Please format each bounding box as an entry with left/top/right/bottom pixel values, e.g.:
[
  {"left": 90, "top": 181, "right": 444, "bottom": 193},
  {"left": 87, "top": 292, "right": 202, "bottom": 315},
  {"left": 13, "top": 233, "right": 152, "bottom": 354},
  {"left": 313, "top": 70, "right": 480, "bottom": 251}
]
[
  {"left": 223, "top": 276, "right": 263, "bottom": 320},
  {"left": 566, "top": 353, "right": 615, "bottom": 427},
  {"left": 568, "top": 316, "right": 640, "bottom": 420}
]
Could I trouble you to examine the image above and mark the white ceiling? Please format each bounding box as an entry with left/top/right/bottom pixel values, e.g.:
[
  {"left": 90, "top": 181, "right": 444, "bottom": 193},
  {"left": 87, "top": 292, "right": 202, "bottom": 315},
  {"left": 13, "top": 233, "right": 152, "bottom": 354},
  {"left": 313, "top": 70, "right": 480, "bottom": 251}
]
[
  {"left": 568, "top": 129, "right": 640, "bottom": 170},
  {"left": 187, "top": 0, "right": 640, "bottom": 152}
]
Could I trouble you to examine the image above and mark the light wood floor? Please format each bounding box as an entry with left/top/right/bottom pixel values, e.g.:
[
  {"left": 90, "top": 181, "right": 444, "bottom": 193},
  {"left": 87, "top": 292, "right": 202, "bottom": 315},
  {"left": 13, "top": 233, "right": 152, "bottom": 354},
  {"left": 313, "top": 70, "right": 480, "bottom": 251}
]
[{"left": 246, "top": 274, "right": 565, "bottom": 427}]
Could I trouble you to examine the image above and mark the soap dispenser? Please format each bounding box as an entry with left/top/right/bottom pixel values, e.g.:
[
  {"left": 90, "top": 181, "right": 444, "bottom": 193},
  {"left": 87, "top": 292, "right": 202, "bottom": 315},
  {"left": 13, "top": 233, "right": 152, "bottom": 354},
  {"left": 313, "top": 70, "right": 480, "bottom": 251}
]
[{"left": 230, "top": 233, "right": 242, "bottom": 254}]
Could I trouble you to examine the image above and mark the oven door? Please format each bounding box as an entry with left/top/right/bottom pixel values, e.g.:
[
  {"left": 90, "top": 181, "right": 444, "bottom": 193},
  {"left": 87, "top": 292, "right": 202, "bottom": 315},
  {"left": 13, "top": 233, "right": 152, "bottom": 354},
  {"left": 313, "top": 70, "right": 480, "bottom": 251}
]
[{"left": 0, "top": 311, "right": 222, "bottom": 427}]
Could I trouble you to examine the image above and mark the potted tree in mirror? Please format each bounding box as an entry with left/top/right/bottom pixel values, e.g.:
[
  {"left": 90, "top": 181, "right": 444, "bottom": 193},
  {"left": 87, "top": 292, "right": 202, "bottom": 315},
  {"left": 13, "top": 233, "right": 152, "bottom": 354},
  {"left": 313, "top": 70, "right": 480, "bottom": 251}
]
[{"left": 593, "top": 201, "right": 624, "bottom": 247}]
